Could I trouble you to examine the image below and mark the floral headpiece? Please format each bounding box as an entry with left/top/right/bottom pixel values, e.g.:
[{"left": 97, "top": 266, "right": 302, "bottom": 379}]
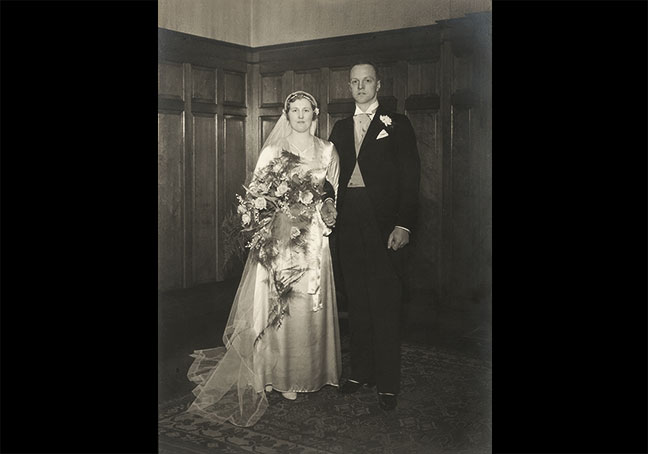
[{"left": 284, "top": 91, "right": 320, "bottom": 116}]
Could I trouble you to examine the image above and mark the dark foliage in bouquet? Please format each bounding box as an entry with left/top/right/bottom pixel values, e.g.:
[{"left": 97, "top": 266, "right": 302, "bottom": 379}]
[
  {"left": 221, "top": 208, "right": 249, "bottom": 275},
  {"left": 222, "top": 150, "right": 327, "bottom": 343}
]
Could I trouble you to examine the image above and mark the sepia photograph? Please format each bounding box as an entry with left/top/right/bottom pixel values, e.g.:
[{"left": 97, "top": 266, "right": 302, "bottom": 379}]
[
  {"left": 158, "top": 0, "right": 491, "bottom": 452},
  {"left": 3, "top": 1, "right": 647, "bottom": 453}
]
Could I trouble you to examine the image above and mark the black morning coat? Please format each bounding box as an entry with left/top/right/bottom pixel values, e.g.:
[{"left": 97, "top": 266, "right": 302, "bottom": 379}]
[{"left": 325, "top": 104, "right": 421, "bottom": 233}]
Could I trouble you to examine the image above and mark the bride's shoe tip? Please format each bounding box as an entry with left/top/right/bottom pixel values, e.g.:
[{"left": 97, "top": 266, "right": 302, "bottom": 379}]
[
  {"left": 265, "top": 385, "right": 273, "bottom": 392},
  {"left": 281, "top": 392, "right": 297, "bottom": 400}
]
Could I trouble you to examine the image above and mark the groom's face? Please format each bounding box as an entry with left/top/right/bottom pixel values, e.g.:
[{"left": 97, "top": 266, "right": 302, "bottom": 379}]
[{"left": 349, "top": 64, "right": 381, "bottom": 106}]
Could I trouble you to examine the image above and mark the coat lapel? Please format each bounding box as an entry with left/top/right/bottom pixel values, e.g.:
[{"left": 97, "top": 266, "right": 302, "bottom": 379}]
[
  {"left": 357, "top": 104, "right": 387, "bottom": 161},
  {"left": 340, "top": 116, "right": 357, "bottom": 180}
]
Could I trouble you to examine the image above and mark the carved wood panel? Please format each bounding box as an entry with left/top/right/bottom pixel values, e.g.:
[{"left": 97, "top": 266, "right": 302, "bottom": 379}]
[
  {"left": 223, "top": 116, "right": 247, "bottom": 212},
  {"left": 158, "top": 61, "right": 184, "bottom": 100},
  {"left": 408, "top": 110, "right": 442, "bottom": 300},
  {"left": 192, "top": 66, "right": 216, "bottom": 104},
  {"left": 261, "top": 73, "right": 284, "bottom": 107},
  {"left": 375, "top": 63, "right": 395, "bottom": 97},
  {"left": 158, "top": 112, "right": 185, "bottom": 290},
  {"left": 294, "top": 69, "right": 321, "bottom": 103},
  {"left": 329, "top": 67, "right": 352, "bottom": 103},
  {"left": 192, "top": 113, "right": 218, "bottom": 284},
  {"left": 453, "top": 55, "right": 473, "bottom": 93},
  {"left": 408, "top": 60, "right": 439, "bottom": 96},
  {"left": 449, "top": 107, "right": 474, "bottom": 304},
  {"left": 259, "top": 115, "right": 280, "bottom": 151},
  {"left": 327, "top": 113, "right": 348, "bottom": 139},
  {"left": 224, "top": 71, "right": 246, "bottom": 106}
]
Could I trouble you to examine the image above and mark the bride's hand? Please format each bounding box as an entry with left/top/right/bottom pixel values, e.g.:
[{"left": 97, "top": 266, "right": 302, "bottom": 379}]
[{"left": 320, "top": 199, "right": 337, "bottom": 227}]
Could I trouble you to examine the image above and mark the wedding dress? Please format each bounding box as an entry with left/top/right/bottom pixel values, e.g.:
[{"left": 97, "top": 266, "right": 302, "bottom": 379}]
[{"left": 186, "top": 134, "right": 341, "bottom": 427}]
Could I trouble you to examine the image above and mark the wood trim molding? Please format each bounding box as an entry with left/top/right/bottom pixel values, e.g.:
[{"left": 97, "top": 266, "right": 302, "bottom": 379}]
[
  {"left": 158, "top": 11, "right": 492, "bottom": 72},
  {"left": 327, "top": 96, "right": 398, "bottom": 115},
  {"left": 191, "top": 101, "right": 218, "bottom": 114},
  {"left": 158, "top": 97, "right": 185, "bottom": 112},
  {"left": 158, "top": 28, "right": 249, "bottom": 72},
  {"left": 451, "top": 90, "right": 478, "bottom": 108},
  {"left": 405, "top": 94, "right": 441, "bottom": 111}
]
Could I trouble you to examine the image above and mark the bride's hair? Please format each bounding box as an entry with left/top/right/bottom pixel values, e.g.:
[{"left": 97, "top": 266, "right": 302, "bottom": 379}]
[{"left": 283, "top": 91, "right": 319, "bottom": 120}]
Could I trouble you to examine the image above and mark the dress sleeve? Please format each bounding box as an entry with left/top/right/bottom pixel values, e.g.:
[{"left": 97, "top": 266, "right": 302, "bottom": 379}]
[
  {"left": 253, "top": 145, "right": 277, "bottom": 176},
  {"left": 326, "top": 144, "right": 340, "bottom": 204}
]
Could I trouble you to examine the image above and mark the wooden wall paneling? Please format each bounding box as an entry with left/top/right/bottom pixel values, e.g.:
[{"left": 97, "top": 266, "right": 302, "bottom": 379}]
[
  {"left": 439, "top": 30, "right": 455, "bottom": 308},
  {"left": 158, "top": 14, "right": 491, "bottom": 297},
  {"left": 259, "top": 115, "right": 281, "bottom": 151},
  {"left": 449, "top": 104, "right": 473, "bottom": 307},
  {"left": 255, "top": 25, "right": 442, "bottom": 74},
  {"left": 215, "top": 68, "right": 226, "bottom": 281},
  {"left": 224, "top": 71, "right": 246, "bottom": 107},
  {"left": 159, "top": 28, "right": 248, "bottom": 74},
  {"left": 158, "top": 61, "right": 184, "bottom": 101},
  {"left": 192, "top": 112, "right": 218, "bottom": 284},
  {"left": 407, "top": 109, "right": 442, "bottom": 318},
  {"left": 260, "top": 72, "right": 284, "bottom": 107},
  {"left": 453, "top": 55, "right": 473, "bottom": 93},
  {"left": 191, "top": 65, "right": 216, "bottom": 104},
  {"left": 408, "top": 60, "right": 439, "bottom": 96},
  {"left": 319, "top": 67, "right": 330, "bottom": 138},
  {"left": 183, "top": 63, "right": 195, "bottom": 288},
  {"left": 223, "top": 114, "right": 247, "bottom": 240},
  {"left": 478, "top": 15, "right": 492, "bottom": 309},
  {"left": 281, "top": 70, "right": 294, "bottom": 104},
  {"left": 469, "top": 14, "right": 491, "bottom": 309},
  {"left": 293, "top": 68, "right": 321, "bottom": 102},
  {"left": 293, "top": 68, "right": 322, "bottom": 135},
  {"left": 158, "top": 111, "right": 185, "bottom": 291},
  {"left": 246, "top": 63, "right": 261, "bottom": 179},
  {"left": 445, "top": 19, "right": 484, "bottom": 311},
  {"left": 375, "top": 62, "right": 395, "bottom": 98},
  {"left": 329, "top": 66, "right": 352, "bottom": 103},
  {"left": 394, "top": 60, "right": 409, "bottom": 113},
  {"left": 327, "top": 113, "right": 348, "bottom": 139}
]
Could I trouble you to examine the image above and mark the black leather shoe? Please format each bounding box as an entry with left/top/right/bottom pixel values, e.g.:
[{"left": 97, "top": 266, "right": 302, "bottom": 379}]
[
  {"left": 339, "top": 380, "right": 376, "bottom": 394},
  {"left": 378, "top": 393, "right": 397, "bottom": 411}
]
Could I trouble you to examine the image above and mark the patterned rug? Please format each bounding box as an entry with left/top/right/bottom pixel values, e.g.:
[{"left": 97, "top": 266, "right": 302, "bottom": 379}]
[{"left": 159, "top": 342, "right": 491, "bottom": 454}]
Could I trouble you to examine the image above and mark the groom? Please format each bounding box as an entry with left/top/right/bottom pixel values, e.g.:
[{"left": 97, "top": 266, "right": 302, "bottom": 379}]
[{"left": 328, "top": 62, "right": 420, "bottom": 410}]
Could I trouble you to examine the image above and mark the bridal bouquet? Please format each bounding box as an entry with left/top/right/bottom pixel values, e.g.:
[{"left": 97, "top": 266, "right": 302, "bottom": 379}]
[
  {"left": 232, "top": 150, "right": 326, "bottom": 345},
  {"left": 236, "top": 150, "right": 325, "bottom": 269}
]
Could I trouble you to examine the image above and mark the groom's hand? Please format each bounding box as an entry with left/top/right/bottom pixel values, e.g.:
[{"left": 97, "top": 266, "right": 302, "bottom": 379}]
[
  {"left": 387, "top": 228, "right": 409, "bottom": 250},
  {"left": 320, "top": 199, "right": 337, "bottom": 227}
]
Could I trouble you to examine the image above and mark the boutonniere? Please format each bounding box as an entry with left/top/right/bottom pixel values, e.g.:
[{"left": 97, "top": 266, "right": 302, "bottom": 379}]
[{"left": 379, "top": 115, "right": 393, "bottom": 129}]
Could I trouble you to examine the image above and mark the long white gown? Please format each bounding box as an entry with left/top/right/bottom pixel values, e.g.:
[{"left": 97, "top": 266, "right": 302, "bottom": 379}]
[{"left": 186, "top": 135, "right": 341, "bottom": 427}]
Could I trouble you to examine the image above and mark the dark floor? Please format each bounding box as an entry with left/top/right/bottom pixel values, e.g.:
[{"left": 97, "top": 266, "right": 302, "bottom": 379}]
[{"left": 158, "top": 279, "right": 491, "bottom": 406}]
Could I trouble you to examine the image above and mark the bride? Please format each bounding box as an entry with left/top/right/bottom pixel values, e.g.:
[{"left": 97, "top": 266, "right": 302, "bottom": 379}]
[{"left": 185, "top": 91, "right": 342, "bottom": 427}]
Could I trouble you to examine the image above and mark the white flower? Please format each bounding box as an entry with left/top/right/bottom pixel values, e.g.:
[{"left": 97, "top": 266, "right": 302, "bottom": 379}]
[
  {"left": 254, "top": 197, "right": 267, "bottom": 210},
  {"left": 276, "top": 181, "right": 289, "bottom": 196},
  {"left": 256, "top": 182, "right": 269, "bottom": 194},
  {"left": 237, "top": 204, "right": 246, "bottom": 215},
  {"left": 241, "top": 213, "right": 251, "bottom": 225},
  {"left": 299, "top": 191, "right": 313, "bottom": 205},
  {"left": 290, "top": 227, "right": 301, "bottom": 239},
  {"left": 380, "top": 115, "right": 392, "bottom": 127}
]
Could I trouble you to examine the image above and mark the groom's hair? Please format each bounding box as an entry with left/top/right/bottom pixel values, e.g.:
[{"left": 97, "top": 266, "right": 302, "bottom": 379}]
[{"left": 350, "top": 60, "right": 381, "bottom": 82}]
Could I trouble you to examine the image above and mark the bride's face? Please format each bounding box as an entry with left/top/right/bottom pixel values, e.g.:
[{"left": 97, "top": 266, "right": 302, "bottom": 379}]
[{"left": 287, "top": 98, "right": 314, "bottom": 134}]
